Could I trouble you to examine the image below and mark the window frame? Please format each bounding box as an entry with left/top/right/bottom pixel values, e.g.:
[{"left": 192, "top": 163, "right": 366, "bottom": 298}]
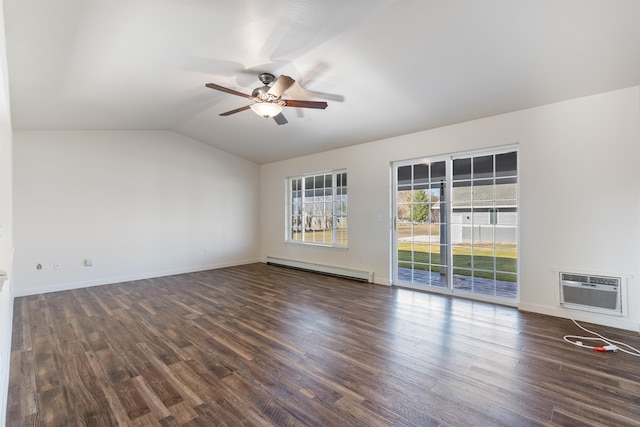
[{"left": 286, "top": 169, "right": 347, "bottom": 248}]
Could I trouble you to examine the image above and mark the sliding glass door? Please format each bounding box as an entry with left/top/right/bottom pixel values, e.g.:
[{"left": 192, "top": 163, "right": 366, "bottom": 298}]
[
  {"left": 394, "top": 159, "right": 448, "bottom": 288},
  {"left": 450, "top": 151, "right": 518, "bottom": 298},
  {"left": 392, "top": 147, "right": 518, "bottom": 302}
]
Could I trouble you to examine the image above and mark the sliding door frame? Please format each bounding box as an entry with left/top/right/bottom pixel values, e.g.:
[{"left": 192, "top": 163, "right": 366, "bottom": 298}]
[{"left": 391, "top": 145, "right": 519, "bottom": 306}]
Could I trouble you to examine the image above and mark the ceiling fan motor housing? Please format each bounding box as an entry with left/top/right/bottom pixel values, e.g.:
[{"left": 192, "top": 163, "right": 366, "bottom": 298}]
[{"left": 251, "top": 86, "right": 270, "bottom": 100}]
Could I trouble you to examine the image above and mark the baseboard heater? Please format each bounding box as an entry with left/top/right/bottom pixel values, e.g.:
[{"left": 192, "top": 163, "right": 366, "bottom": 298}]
[
  {"left": 560, "top": 272, "right": 622, "bottom": 316},
  {"left": 266, "top": 256, "right": 374, "bottom": 283}
]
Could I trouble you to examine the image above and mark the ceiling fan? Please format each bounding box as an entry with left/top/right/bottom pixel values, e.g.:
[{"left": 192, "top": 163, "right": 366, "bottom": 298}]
[{"left": 205, "top": 73, "right": 328, "bottom": 125}]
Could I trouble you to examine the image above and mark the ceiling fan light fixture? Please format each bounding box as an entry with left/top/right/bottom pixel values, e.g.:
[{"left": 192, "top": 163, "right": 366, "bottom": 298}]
[{"left": 250, "top": 102, "right": 282, "bottom": 118}]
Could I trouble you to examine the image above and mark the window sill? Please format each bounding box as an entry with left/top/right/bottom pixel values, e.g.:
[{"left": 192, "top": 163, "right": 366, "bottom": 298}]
[{"left": 284, "top": 240, "right": 348, "bottom": 250}]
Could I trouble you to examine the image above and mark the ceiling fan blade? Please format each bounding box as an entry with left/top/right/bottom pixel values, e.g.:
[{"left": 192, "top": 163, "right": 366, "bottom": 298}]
[
  {"left": 206, "top": 83, "right": 251, "bottom": 99},
  {"left": 302, "top": 88, "right": 345, "bottom": 103},
  {"left": 273, "top": 113, "right": 288, "bottom": 125},
  {"left": 267, "top": 75, "right": 295, "bottom": 98},
  {"left": 219, "top": 105, "right": 251, "bottom": 116},
  {"left": 283, "top": 100, "right": 328, "bottom": 109}
]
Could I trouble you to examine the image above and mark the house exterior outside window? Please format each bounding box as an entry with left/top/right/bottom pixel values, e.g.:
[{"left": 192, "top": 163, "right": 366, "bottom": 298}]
[{"left": 287, "top": 170, "right": 347, "bottom": 247}]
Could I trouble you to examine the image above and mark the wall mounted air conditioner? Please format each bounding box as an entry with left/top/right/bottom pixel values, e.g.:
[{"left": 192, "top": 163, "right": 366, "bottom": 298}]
[{"left": 560, "top": 272, "right": 622, "bottom": 316}]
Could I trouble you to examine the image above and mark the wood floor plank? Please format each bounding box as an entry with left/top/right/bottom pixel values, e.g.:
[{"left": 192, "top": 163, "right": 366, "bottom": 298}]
[
  {"left": 132, "top": 375, "right": 172, "bottom": 421},
  {"left": 7, "top": 263, "right": 640, "bottom": 426},
  {"left": 221, "top": 372, "right": 306, "bottom": 427},
  {"left": 38, "top": 387, "right": 71, "bottom": 426},
  {"left": 95, "top": 347, "right": 135, "bottom": 384},
  {"left": 58, "top": 341, "right": 114, "bottom": 426},
  {"left": 181, "top": 360, "right": 274, "bottom": 426},
  {"left": 139, "top": 361, "right": 185, "bottom": 409},
  {"left": 113, "top": 377, "right": 152, "bottom": 421}
]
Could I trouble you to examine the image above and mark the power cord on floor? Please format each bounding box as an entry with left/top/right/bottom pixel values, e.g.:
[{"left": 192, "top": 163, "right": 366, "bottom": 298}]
[{"left": 563, "top": 318, "right": 640, "bottom": 357}]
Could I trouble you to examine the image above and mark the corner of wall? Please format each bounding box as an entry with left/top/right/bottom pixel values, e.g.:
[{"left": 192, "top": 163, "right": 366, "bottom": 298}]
[{"left": 0, "top": 0, "right": 14, "bottom": 421}]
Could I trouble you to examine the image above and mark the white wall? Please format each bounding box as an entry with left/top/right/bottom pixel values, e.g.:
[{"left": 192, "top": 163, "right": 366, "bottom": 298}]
[
  {"left": 13, "top": 130, "right": 261, "bottom": 295},
  {"left": 260, "top": 86, "right": 640, "bottom": 331}
]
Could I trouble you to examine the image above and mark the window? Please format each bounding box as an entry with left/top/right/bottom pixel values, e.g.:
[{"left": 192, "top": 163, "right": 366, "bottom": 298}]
[
  {"left": 489, "top": 208, "right": 498, "bottom": 225},
  {"left": 287, "top": 170, "right": 347, "bottom": 246}
]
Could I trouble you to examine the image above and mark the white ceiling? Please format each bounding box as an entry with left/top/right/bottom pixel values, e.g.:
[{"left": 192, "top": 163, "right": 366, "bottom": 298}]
[{"left": 4, "top": 0, "right": 640, "bottom": 164}]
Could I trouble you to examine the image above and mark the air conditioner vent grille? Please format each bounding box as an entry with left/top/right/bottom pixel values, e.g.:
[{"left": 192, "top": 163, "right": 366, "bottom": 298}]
[
  {"left": 560, "top": 272, "right": 622, "bottom": 316},
  {"left": 561, "top": 273, "right": 589, "bottom": 282},
  {"left": 589, "top": 276, "right": 618, "bottom": 286}
]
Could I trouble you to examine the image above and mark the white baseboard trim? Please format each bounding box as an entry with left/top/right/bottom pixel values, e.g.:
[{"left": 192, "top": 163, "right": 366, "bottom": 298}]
[
  {"left": 12, "top": 258, "right": 262, "bottom": 298},
  {"left": 265, "top": 256, "right": 374, "bottom": 283},
  {"left": 518, "top": 302, "right": 640, "bottom": 333}
]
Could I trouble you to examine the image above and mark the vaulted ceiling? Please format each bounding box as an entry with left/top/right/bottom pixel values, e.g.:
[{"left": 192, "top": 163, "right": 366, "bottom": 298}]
[{"left": 4, "top": 0, "right": 639, "bottom": 164}]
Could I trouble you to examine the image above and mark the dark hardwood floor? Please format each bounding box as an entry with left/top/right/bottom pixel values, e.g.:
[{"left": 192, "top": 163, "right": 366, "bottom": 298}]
[{"left": 6, "top": 263, "right": 640, "bottom": 426}]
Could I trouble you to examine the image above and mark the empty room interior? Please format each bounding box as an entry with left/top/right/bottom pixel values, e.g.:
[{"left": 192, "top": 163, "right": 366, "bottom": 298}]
[{"left": 1, "top": 1, "right": 640, "bottom": 425}]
